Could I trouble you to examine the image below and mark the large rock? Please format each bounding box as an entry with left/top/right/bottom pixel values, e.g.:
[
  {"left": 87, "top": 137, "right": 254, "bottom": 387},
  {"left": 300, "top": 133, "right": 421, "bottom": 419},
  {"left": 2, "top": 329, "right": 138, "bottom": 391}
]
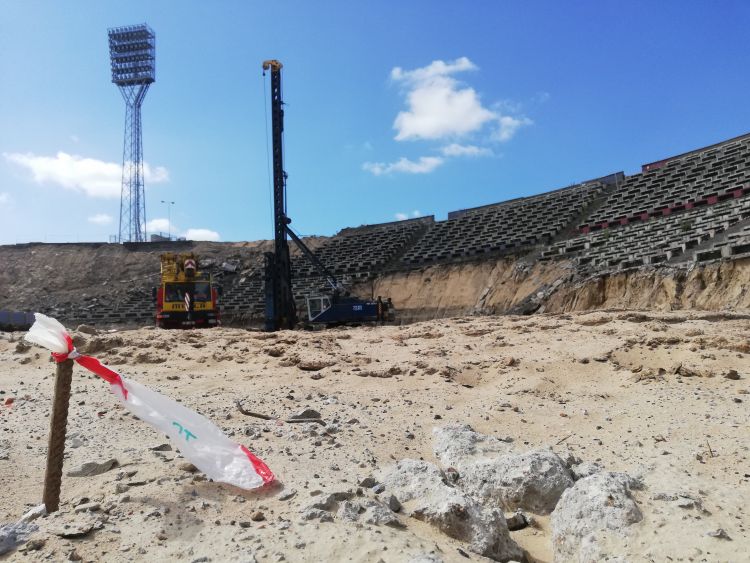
[
  {"left": 433, "top": 424, "right": 512, "bottom": 468},
  {"left": 458, "top": 448, "right": 574, "bottom": 514},
  {"left": 378, "top": 459, "right": 523, "bottom": 562},
  {"left": 551, "top": 472, "right": 643, "bottom": 562}
]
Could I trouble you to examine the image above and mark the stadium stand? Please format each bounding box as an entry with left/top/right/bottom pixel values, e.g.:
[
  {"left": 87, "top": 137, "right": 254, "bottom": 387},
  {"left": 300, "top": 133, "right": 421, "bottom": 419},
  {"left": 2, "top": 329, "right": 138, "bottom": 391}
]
[
  {"left": 398, "top": 178, "right": 615, "bottom": 267},
  {"left": 539, "top": 133, "right": 750, "bottom": 271},
  {"left": 291, "top": 217, "right": 433, "bottom": 277},
  {"left": 541, "top": 197, "right": 750, "bottom": 271},
  {"left": 580, "top": 132, "right": 750, "bottom": 231}
]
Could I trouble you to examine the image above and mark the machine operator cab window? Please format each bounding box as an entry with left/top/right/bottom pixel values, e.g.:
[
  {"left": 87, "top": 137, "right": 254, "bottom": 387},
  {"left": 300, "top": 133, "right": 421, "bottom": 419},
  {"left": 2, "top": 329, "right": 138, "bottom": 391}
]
[
  {"left": 164, "top": 283, "right": 211, "bottom": 303},
  {"left": 306, "top": 295, "right": 332, "bottom": 321}
]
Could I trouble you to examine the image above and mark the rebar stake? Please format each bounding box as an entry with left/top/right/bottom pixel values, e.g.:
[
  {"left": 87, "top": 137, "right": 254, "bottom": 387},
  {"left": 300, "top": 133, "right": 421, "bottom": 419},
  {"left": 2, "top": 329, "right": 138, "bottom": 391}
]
[{"left": 42, "top": 358, "right": 74, "bottom": 512}]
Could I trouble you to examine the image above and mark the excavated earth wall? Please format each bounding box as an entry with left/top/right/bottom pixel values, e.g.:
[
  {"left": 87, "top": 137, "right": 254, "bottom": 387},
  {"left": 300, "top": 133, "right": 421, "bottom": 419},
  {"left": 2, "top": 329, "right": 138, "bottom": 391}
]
[{"left": 361, "top": 257, "right": 750, "bottom": 321}]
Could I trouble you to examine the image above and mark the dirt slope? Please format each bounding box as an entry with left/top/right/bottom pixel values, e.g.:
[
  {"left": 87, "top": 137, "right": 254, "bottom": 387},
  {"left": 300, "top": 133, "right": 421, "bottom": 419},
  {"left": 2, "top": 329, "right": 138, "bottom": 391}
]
[{"left": 364, "top": 258, "right": 750, "bottom": 321}]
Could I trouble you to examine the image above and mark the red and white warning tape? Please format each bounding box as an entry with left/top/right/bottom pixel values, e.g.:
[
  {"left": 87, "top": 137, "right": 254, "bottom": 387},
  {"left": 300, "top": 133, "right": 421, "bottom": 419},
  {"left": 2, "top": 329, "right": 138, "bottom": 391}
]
[{"left": 25, "top": 314, "right": 274, "bottom": 490}]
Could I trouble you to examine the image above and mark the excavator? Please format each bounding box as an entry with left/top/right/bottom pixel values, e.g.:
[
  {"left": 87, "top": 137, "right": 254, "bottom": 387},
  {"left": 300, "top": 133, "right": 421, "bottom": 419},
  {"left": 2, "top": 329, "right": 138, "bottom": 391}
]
[{"left": 261, "top": 59, "right": 393, "bottom": 330}]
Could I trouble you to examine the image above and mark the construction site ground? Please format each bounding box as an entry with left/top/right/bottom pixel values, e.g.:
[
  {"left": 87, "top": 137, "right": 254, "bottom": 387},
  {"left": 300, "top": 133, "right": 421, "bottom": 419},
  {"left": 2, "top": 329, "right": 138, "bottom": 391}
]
[{"left": 0, "top": 311, "right": 748, "bottom": 562}]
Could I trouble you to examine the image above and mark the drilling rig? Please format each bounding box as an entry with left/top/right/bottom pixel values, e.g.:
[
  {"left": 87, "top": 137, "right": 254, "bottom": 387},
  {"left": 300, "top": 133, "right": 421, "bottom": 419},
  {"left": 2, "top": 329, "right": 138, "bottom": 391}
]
[{"left": 261, "top": 60, "right": 393, "bottom": 331}]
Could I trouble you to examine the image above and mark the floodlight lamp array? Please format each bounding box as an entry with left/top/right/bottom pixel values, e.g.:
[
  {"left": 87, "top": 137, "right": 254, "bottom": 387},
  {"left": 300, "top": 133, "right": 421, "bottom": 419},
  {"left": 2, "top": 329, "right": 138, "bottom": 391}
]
[{"left": 108, "top": 24, "right": 155, "bottom": 86}]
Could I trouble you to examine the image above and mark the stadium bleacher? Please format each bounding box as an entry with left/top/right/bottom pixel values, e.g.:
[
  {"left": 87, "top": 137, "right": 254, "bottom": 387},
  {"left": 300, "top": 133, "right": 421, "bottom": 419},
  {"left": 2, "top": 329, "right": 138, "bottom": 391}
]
[{"left": 399, "top": 179, "right": 613, "bottom": 267}]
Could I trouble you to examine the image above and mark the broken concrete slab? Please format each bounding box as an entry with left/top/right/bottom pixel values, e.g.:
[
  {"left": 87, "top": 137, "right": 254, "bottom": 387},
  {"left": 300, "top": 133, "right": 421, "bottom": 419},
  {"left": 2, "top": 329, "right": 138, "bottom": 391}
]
[
  {"left": 551, "top": 471, "right": 643, "bottom": 562},
  {"left": 457, "top": 448, "right": 574, "bottom": 514},
  {"left": 432, "top": 424, "right": 513, "bottom": 468},
  {"left": 379, "top": 459, "right": 524, "bottom": 562}
]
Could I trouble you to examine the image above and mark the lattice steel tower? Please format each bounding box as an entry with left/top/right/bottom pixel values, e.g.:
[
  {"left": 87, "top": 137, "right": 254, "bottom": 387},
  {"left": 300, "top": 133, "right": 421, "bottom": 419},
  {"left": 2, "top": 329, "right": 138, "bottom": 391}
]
[{"left": 108, "top": 24, "right": 155, "bottom": 242}]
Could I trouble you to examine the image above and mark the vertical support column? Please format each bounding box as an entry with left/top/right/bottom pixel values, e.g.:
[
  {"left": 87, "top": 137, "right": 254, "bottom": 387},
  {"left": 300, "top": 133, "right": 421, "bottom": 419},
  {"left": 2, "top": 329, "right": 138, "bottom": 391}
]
[{"left": 42, "top": 359, "right": 74, "bottom": 512}]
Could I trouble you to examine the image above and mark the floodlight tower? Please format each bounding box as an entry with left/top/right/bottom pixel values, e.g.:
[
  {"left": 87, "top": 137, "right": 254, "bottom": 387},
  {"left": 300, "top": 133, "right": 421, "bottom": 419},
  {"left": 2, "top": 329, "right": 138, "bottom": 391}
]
[{"left": 108, "top": 24, "right": 155, "bottom": 243}]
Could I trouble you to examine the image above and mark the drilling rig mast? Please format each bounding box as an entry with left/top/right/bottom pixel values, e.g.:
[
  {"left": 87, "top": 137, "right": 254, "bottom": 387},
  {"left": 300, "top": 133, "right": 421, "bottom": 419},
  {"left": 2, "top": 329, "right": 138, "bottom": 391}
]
[{"left": 262, "top": 60, "right": 297, "bottom": 331}]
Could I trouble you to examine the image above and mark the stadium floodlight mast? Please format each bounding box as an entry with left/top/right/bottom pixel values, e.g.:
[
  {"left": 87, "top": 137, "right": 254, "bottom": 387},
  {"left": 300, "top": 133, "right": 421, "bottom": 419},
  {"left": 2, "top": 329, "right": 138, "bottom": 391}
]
[{"left": 108, "top": 23, "right": 155, "bottom": 243}]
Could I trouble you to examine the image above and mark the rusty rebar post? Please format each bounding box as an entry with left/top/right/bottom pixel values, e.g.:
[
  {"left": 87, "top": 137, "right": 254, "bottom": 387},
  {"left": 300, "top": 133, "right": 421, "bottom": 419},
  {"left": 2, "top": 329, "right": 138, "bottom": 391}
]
[{"left": 43, "top": 358, "right": 74, "bottom": 512}]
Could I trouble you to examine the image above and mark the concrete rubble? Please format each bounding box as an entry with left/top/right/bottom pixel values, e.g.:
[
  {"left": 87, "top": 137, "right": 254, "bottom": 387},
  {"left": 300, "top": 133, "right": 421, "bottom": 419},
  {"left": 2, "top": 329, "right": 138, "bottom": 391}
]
[{"left": 551, "top": 471, "right": 643, "bottom": 562}]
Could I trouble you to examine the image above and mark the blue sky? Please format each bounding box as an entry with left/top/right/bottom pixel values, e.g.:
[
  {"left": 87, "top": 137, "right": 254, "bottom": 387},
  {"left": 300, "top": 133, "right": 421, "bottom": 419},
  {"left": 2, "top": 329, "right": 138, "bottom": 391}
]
[{"left": 1, "top": 1, "right": 749, "bottom": 244}]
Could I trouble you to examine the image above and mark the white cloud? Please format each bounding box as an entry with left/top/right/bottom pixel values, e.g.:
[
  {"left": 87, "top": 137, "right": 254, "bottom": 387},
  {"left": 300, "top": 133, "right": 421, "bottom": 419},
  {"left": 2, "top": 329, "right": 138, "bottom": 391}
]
[
  {"left": 3, "top": 151, "right": 169, "bottom": 198},
  {"left": 146, "top": 218, "right": 176, "bottom": 234},
  {"left": 440, "top": 143, "right": 493, "bottom": 157},
  {"left": 88, "top": 213, "right": 112, "bottom": 225},
  {"left": 493, "top": 115, "right": 533, "bottom": 142},
  {"left": 395, "top": 210, "right": 423, "bottom": 220},
  {"left": 146, "top": 218, "right": 220, "bottom": 241},
  {"left": 392, "top": 58, "right": 495, "bottom": 141},
  {"left": 363, "top": 156, "right": 444, "bottom": 176},
  {"left": 184, "top": 228, "right": 220, "bottom": 242},
  {"left": 0, "top": 192, "right": 9, "bottom": 205},
  {"left": 391, "top": 56, "right": 477, "bottom": 84},
  {"left": 388, "top": 57, "right": 532, "bottom": 145}
]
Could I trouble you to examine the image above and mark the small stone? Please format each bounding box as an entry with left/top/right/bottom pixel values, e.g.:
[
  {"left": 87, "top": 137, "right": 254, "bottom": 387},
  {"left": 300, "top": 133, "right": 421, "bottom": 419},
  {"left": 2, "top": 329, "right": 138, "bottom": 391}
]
[
  {"left": 74, "top": 502, "right": 101, "bottom": 513},
  {"left": 506, "top": 511, "right": 528, "bottom": 531},
  {"left": 156, "top": 531, "right": 168, "bottom": 541},
  {"left": 387, "top": 495, "right": 401, "bottom": 513},
  {"left": 289, "top": 408, "right": 321, "bottom": 420},
  {"left": 25, "top": 538, "right": 46, "bottom": 551},
  {"left": 724, "top": 369, "right": 740, "bottom": 380},
  {"left": 359, "top": 477, "right": 377, "bottom": 488},
  {"left": 279, "top": 489, "right": 297, "bottom": 501},
  {"left": 150, "top": 443, "right": 172, "bottom": 451},
  {"left": 300, "top": 508, "right": 334, "bottom": 522},
  {"left": 115, "top": 483, "right": 129, "bottom": 494},
  {"left": 250, "top": 511, "right": 265, "bottom": 522},
  {"left": 706, "top": 528, "right": 731, "bottom": 540},
  {"left": 179, "top": 462, "right": 198, "bottom": 473},
  {"left": 67, "top": 458, "right": 118, "bottom": 477}
]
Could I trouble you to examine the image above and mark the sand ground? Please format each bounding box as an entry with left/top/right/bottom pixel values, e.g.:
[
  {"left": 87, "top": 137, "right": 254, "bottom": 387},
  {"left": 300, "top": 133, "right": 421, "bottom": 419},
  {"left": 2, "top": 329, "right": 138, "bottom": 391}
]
[{"left": 1, "top": 310, "right": 748, "bottom": 562}]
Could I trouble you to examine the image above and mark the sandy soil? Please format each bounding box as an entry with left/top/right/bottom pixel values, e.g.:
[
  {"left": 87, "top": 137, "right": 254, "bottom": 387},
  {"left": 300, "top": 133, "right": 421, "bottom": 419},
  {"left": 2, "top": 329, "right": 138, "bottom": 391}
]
[{"left": 1, "top": 311, "right": 748, "bottom": 562}]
